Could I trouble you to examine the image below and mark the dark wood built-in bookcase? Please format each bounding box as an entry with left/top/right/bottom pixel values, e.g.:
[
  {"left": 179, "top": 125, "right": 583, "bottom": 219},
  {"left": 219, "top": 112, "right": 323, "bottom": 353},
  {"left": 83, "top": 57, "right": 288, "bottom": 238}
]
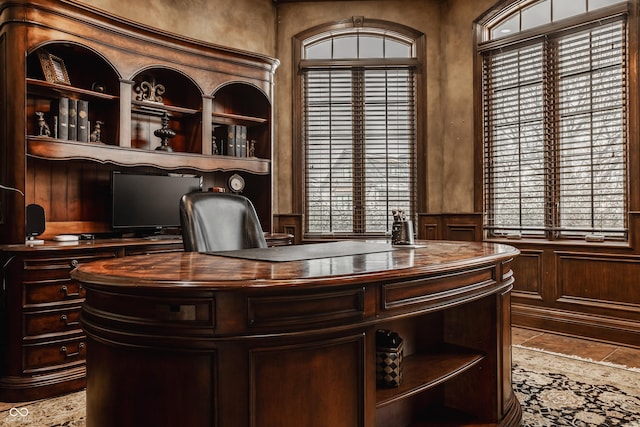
[
  {"left": 3, "top": 0, "right": 278, "bottom": 243},
  {"left": 0, "top": 0, "right": 278, "bottom": 401}
]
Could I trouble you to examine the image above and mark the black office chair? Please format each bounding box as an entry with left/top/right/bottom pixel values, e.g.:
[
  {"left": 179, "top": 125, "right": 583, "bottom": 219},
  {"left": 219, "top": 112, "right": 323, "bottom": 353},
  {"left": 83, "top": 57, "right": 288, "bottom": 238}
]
[{"left": 180, "top": 192, "right": 267, "bottom": 252}]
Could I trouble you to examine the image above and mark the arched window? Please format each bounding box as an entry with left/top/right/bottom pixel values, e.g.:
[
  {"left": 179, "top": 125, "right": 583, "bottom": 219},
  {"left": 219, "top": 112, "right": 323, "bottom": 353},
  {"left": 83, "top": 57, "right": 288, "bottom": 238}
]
[
  {"left": 477, "top": 0, "right": 629, "bottom": 240},
  {"left": 484, "top": 0, "right": 625, "bottom": 41},
  {"left": 294, "top": 18, "right": 423, "bottom": 238}
]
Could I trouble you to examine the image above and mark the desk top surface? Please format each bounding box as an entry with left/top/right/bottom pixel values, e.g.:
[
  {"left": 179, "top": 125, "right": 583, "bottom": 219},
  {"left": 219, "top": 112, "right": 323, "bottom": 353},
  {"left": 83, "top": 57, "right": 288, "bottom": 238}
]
[{"left": 71, "top": 240, "right": 518, "bottom": 290}]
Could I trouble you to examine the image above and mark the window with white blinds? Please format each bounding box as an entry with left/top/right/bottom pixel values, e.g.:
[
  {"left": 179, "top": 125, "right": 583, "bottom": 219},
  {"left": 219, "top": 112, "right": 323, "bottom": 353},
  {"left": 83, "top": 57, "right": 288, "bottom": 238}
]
[
  {"left": 482, "top": 17, "right": 627, "bottom": 240},
  {"left": 303, "top": 67, "right": 416, "bottom": 235}
]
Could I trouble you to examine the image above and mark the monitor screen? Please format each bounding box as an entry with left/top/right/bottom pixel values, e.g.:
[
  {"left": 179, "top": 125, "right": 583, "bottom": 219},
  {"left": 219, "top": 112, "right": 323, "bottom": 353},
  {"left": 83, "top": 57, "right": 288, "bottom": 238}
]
[{"left": 111, "top": 172, "right": 201, "bottom": 231}]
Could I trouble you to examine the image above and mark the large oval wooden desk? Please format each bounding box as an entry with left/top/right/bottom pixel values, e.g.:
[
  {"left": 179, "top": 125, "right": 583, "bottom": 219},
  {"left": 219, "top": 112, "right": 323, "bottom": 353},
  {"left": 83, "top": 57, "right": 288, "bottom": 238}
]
[{"left": 73, "top": 240, "right": 521, "bottom": 427}]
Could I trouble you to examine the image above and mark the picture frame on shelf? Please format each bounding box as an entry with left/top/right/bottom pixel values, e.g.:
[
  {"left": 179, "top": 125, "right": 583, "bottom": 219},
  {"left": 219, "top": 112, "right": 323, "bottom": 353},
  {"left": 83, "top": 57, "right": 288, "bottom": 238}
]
[{"left": 38, "top": 51, "right": 70, "bottom": 85}]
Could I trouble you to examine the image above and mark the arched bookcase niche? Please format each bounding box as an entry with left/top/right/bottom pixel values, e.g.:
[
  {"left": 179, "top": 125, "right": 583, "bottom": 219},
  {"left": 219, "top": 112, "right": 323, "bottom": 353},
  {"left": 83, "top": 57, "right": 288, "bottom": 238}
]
[
  {"left": 25, "top": 42, "right": 123, "bottom": 234},
  {"left": 211, "top": 82, "right": 273, "bottom": 231},
  {"left": 212, "top": 82, "right": 271, "bottom": 160},
  {"left": 26, "top": 41, "right": 121, "bottom": 145},
  {"left": 130, "top": 67, "right": 203, "bottom": 154}
]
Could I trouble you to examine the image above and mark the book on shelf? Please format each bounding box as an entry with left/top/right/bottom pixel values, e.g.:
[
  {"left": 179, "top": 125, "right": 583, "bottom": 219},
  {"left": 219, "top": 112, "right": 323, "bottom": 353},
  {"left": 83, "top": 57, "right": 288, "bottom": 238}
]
[
  {"left": 52, "top": 97, "right": 69, "bottom": 140},
  {"left": 68, "top": 99, "right": 77, "bottom": 141},
  {"left": 220, "top": 124, "right": 253, "bottom": 157},
  {"left": 237, "top": 125, "right": 247, "bottom": 157},
  {"left": 226, "top": 125, "right": 250, "bottom": 157},
  {"left": 77, "top": 100, "right": 89, "bottom": 142},
  {"left": 50, "top": 97, "right": 91, "bottom": 142},
  {"left": 227, "top": 125, "right": 236, "bottom": 156}
]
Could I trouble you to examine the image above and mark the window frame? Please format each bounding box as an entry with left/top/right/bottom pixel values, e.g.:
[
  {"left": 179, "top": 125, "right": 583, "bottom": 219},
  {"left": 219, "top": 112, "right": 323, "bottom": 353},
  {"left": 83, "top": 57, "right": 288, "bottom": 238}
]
[
  {"left": 474, "top": 0, "right": 636, "bottom": 243},
  {"left": 292, "top": 18, "right": 426, "bottom": 239}
]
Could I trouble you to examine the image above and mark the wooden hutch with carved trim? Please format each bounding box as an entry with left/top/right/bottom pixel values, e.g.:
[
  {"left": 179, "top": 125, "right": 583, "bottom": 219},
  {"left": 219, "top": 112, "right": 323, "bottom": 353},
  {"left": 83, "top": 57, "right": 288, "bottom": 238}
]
[{"left": 0, "top": 0, "right": 278, "bottom": 401}]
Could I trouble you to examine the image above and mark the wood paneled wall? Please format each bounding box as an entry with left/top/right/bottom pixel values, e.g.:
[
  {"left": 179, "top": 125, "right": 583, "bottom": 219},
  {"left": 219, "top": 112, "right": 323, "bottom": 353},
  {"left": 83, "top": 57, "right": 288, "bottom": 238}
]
[
  {"left": 426, "top": 212, "right": 640, "bottom": 348},
  {"left": 273, "top": 211, "right": 640, "bottom": 347},
  {"left": 418, "top": 213, "right": 482, "bottom": 241},
  {"left": 273, "top": 214, "right": 303, "bottom": 244},
  {"left": 25, "top": 159, "right": 112, "bottom": 239}
]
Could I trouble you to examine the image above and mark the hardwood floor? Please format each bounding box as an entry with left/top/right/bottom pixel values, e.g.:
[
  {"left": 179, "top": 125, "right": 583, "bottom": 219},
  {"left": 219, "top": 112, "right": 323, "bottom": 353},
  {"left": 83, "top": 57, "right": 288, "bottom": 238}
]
[{"left": 513, "top": 326, "right": 640, "bottom": 369}]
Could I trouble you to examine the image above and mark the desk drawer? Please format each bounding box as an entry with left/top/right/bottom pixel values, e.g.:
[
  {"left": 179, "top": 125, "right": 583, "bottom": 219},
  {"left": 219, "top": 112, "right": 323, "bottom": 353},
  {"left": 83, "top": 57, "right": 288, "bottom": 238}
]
[
  {"left": 24, "top": 279, "right": 85, "bottom": 306},
  {"left": 24, "top": 306, "right": 82, "bottom": 337},
  {"left": 23, "top": 337, "right": 85, "bottom": 373},
  {"left": 247, "top": 287, "right": 366, "bottom": 330},
  {"left": 381, "top": 266, "right": 496, "bottom": 312},
  {"left": 22, "top": 250, "right": 119, "bottom": 281},
  {"left": 124, "top": 243, "right": 183, "bottom": 256}
]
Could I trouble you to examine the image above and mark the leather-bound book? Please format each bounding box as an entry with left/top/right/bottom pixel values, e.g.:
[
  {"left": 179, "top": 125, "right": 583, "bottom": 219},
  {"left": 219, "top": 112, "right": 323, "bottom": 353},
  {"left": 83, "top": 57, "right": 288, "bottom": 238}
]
[
  {"left": 77, "top": 100, "right": 89, "bottom": 142},
  {"left": 238, "top": 125, "right": 247, "bottom": 157},
  {"left": 68, "top": 99, "right": 77, "bottom": 140},
  {"left": 227, "top": 125, "right": 236, "bottom": 156},
  {"left": 52, "top": 97, "right": 69, "bottom": 140}
]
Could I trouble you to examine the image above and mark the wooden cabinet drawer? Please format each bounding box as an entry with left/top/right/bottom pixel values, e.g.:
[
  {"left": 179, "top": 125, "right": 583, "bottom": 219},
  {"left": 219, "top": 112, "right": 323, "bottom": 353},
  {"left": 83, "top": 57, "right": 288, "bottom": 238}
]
[
  {"left": 381, "top": 266, "right": 496, "bottom": 312},
  {"left": 20, "top": 251, "right": 117, "bottom": 307},
  {"left": 124, "top": 243, "right": 183, "bottom": 256},
  {"left": 24, "top": 306, "right": 82, "bottom": 337},
  {"left": 23, "top": 337, "right": 86, "bottom": 374},
  {"left": 22, "top": 250, "right": 119, "bottom": 281},
  {"left": 247, "top": 287, "right": 366, "bottom": 330},
  {"left": 22, "top": 258, "right": 82, "bottom": 281},
  {"left": 24, "top": 279, "right": 85, "bottom": 306}
]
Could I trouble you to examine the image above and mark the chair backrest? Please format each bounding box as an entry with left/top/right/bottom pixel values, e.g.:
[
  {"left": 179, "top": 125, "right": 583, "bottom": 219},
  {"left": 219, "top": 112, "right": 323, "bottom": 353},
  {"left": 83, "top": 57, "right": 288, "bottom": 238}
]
[{"left": 180, "top": 192, "right": 267, "bottom": 252}]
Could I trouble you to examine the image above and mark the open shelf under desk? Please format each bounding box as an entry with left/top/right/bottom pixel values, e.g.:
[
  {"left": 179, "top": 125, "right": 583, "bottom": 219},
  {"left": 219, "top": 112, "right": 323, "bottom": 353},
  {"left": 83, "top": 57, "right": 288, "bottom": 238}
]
[{"left": 376, "top": 345, "right": 485, "bottom": 408}]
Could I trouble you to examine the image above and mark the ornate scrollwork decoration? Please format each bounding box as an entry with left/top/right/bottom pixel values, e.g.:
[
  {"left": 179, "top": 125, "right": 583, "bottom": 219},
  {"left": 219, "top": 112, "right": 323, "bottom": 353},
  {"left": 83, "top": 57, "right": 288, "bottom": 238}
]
[{"left": 135, "top": 78, "right": 165, "bottom": 104}]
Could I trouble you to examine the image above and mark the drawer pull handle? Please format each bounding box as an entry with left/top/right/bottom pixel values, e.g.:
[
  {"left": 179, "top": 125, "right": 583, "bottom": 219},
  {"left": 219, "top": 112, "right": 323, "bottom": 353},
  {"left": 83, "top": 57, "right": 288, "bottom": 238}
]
[
  {"left": 60, "top": 285, "right": 81, "bottom": 298},
  {"left": 70, "top": 259, "right": 79, "bottom": 268},
  {"left": 60, "top": 314, "right": 80, "bottom": 327},
  {"left": 60, "top": 342, "right": 84, "bottom": 358}
]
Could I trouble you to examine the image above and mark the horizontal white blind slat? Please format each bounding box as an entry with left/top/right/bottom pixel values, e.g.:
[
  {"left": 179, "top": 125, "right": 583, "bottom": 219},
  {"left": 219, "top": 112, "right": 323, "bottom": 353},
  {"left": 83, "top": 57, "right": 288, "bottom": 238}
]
[{"left": 304, "top": 68, "right": 416, "bottom": 234}]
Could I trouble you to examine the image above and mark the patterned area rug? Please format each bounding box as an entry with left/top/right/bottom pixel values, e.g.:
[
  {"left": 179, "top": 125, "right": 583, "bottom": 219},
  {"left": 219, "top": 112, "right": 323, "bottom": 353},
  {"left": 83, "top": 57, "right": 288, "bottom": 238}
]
[
  {"left": 1, "top": 346, "right": 639, "bottom": 426},
  {"left": 0, "top": 391, "right": 85, "bottom": 426},
  {"left": 513, "top": 345, "right": 640, "bottom": 426}
]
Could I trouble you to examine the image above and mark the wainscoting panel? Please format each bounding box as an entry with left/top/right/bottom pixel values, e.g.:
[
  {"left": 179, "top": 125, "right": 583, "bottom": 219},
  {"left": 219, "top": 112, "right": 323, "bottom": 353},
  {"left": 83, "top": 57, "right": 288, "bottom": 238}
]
[
  {"left": 511, "top": 249, "right": 544, "bottom": 301},
  {"left": 419, "top": 213, "right": 482, "bottom": 241},
  {"left": 556, "top": 252, "right": 640, "bottom": 307},
  {"left": 512, "top": 247, "right": 640, "bottom": 347},
  {"left": 423, "top": 212, "right": 640, "bottom": 347},
  {"left": 273, "top": 214, "right": 302, "bottom": 244}
]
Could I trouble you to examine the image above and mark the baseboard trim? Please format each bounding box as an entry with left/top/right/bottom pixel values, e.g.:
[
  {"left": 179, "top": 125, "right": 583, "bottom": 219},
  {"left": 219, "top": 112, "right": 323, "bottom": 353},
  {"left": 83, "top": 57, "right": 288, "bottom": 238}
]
[{"left": 512, "top": 303, "right": 640, "bottom": 348}]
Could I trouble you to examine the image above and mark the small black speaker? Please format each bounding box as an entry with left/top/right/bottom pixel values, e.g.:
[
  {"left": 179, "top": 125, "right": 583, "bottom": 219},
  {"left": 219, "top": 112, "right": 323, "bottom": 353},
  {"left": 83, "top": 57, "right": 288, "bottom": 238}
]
[{"left": 26, "top": 204, "right": 45, "bottom": 238}]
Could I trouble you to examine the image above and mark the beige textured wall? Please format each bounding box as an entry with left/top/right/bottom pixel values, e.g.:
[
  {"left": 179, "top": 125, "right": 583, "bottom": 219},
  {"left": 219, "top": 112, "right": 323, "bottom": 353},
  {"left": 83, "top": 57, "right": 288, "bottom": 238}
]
[
  {"left": 78, "top": 0, "right": 276, "bottom": 56},
  {"left": 77, "top": 0, "right": 499, "bottom": 215},
  {"left": 274, "top": 0, "right": 497, "bottom": 215},
  {"left": 274, "top": 0, "right": 443, "bottom": 214},
  {"left": 438, "top": 0, "right": 496, "bottom": 213}
]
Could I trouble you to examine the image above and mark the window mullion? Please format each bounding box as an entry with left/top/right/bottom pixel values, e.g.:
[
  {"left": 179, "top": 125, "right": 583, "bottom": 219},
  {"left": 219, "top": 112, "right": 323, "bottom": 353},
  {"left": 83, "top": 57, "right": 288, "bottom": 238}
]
[
  {"left": 352, "top": 68, "right": 365, "bottom": 233},
  {"left": 544, "top": 36, "right": 560, "bottom": 240}
]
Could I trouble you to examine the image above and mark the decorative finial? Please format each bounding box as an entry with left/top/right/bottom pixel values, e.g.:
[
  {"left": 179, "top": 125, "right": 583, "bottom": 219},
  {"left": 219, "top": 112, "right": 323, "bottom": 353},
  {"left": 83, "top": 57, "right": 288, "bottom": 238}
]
[{"left": 154, "top": 112, "right": 175, "bottom": 152}]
